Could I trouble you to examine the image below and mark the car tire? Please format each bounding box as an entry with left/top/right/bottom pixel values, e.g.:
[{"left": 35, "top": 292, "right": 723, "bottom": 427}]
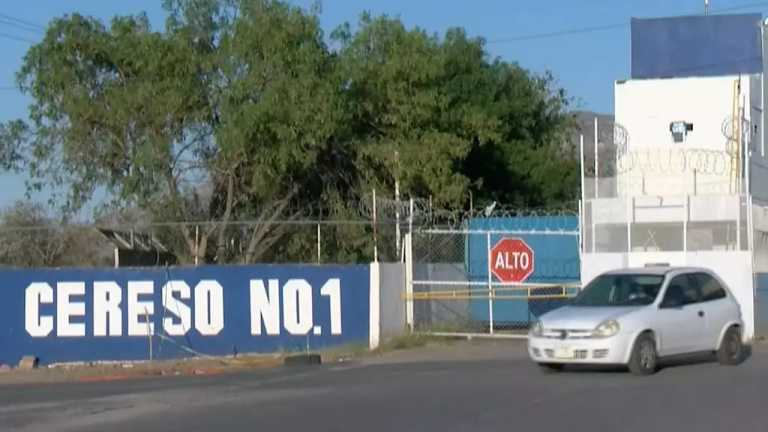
[
  {"left": 717, "top": 326, "right": 744, "bottom": 366},
  {"left": 628, "top": 333, "right": 658, "bottom": 376},
  {"left": 538, "top": 363, "right": 564, "bottom": 373}
]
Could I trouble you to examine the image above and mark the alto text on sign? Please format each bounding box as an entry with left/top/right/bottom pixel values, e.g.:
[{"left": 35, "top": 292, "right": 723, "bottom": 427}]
[{"left": 490, "top": 237, "right": 535, "bottom": 283}]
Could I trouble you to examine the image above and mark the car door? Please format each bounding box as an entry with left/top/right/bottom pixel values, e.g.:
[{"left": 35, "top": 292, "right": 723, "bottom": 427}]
[
  {"left": 691, "top": 272, "right": 732, "bottom": 350},
  {"left": 655, "top": 273, "right": 706, "bottom": 355}
]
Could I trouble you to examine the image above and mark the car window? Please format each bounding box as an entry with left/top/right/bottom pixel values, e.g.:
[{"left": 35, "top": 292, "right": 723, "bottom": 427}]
[
  {"left": 692, "top": 273, "right": 727, "bottom": 302},
  {"left": 661, "top": 274, "right": 701, "bottom": 307},
  {"left": 572, "top": 274, "right": 664, "bottom": 306}
]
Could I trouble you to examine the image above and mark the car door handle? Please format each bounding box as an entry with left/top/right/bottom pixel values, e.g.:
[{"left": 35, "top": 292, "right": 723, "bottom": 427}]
[{"left": 698, "top": 310, "right": 705, "bottom": 317}]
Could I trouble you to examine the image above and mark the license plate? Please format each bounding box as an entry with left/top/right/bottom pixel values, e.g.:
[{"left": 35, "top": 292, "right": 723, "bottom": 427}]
[{"left": 554, "top": 347, "right": 573, "bottom": 359}]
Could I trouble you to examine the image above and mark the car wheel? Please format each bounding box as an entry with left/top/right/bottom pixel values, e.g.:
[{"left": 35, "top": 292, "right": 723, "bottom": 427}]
[
  {"left": 628, "top": 333, "right": 658, "bottom": 376},
  {"left": 538, "top": 363, "right": 564, "bottom": 373},
  {"left": 717, "top": 326, "right": 744, "bottom": 366}
]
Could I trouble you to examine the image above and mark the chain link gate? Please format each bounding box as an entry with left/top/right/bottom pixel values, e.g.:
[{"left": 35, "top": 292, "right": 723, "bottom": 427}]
[{"left": 405, "top": 219, "right": 582, "bottom": 338}]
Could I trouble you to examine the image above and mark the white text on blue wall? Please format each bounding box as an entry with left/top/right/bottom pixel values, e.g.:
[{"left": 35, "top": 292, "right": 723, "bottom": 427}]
[{"left": 24, "top": 279, "right": 342, "bottom": 337}]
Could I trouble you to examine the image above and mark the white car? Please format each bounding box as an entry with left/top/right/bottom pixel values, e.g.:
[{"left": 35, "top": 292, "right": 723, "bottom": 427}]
[{"left": 528, "top": 265, "right": 746, "bottom": 375}]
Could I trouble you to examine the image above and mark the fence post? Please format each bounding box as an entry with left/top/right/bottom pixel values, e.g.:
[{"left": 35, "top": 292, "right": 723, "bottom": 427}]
[
  {"left": 317, "top": 222, "right": 321, "bottom": 264},
  {"left": 396, "top": 176, "right": 401, "bottom": 261},
  {"left": 594, "top": 117, "right": 599, "bottom": 198},
  {"left": 194, "top": 224, "right": 199, "bottom": 266},
  {"left": 627, "top": 197, "right": 633, "bottom": 253},
  {"left": 683, "top": 195, "right": 689, "bottom": 255},
  {"left": 405, "top": 233, "right": 414, "bottom": 333},
  {"left": 578, "top": 200, "right": 583, "bottom": 254},
  {"left": 748, "top": 195, "right": 755, "bottom": 253},
  {"left": 737, "top": 194, "right": 742, "bottom": 251},
  {"left": 372, "top": 189, "right": 379, "bottom": 262},
  {"left": 409, "top": 198, "right": 414, "bottom": 235},
  {"left": 487, "top": 231, "right": 494, "bottom": 335},
  {"left": 580, "top": 134, "right": 585, "bottom": 202}
]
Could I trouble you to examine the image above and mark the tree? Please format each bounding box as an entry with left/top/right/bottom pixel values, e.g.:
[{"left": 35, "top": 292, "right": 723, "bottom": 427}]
[
  {"left": 5, "top": 0, "right": 347, "bottom": 264},
  {"left": 0, "top": 202, "right": 112, "bottom": 267},
  {"left": 1, "top": 1, "right": 578, "bottom": 265},
  {"left": 334, "top": 16, "right": 576, "bottom": 210}
]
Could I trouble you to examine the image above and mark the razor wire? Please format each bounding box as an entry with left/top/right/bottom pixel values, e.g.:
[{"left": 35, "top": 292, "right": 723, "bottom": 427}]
[
  {"left": 614, "top": 122, "right": 629, "bottom": 157},
  {"left": 359, "top": 195, "right": 578, "bottom": 230},
  {"left": 615, "top": 148, "right": 733, "bottom": 176},
  {"left": 721, "top": 115, "right": 751, "bottom": 155}
]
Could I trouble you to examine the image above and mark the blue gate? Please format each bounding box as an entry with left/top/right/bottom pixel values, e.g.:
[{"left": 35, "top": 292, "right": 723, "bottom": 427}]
[{"left": 465, "top": 217, "right": 581, "bottom": 329}]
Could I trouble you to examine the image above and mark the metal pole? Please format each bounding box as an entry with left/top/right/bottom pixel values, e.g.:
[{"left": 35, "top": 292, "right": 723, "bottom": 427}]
[
  {"left": 405, "top": 233, "right": 414, "bottom": 333},
  {"left": 486, "top": 232, "right": 494, "bottom": 335},
  {"left": 594, "top": 118, "right": 599, "bottom": 198},
  {"left": 704, "top": 0, "right": 709, "bottom": 15},
  {"left": 372, "top": 189, "right": 379, "bottom": 262},
  {"left": 748, "top": 195, "right": 755, "bottom": 253},
  {"left": 580, "top": 134, "right": 586, "bottom": 201},
  {"left": 737, "top": 195, "right": 742, "bottom": 251},
  {"left": 396, "top": 185, "right": 401, "bottom": 259},
  {"left": 743, "top": 94, "right": 748, "bottom": 195},
  {"left": 317, "top": 222, "right": 321, "bottom": 264},
  {"left": 409, "top": 198, "right": 414, "bottom": 235},
  {"left": 746, "top": 112, "right": 752, "bottom": 197},
  {"left": 194, "top": 225, "right": 199, "bottom": 266},
  {"left": 762, "top": 21, "right": 766, "bottom": 158},
  {"left": 627, "top": 197, "right": 633, "bottom": 253},
  {"left": 578, "top": 200, "right": 584, "bottom": 254},
  {"left": 395, "top": 151, "right": 401, "bottom": 259},
  {"left": 683, "top": 195, "right": 689, "bottom": 254}
]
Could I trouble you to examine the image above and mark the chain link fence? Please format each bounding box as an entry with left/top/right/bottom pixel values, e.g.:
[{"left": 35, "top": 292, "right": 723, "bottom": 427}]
[
  {"left": 0, "top": 220, "right": 406, "bottom": 267},
  {"left": 407, "top": 214, "right": 581, "bottom": 337},
  {"left": 0, "top": 192, "right": 582, "bottom": 270}
]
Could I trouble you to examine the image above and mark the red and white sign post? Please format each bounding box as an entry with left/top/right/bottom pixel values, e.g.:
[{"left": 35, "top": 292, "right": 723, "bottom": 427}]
[{"left": 489, "top": 237, "right": 535, "bottom": 283}]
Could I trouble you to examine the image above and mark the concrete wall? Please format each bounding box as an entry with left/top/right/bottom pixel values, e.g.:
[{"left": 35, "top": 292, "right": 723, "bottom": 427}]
[
  {"left": 616, "top": 75, "right": 752, "bottom": 152},
  {"left": 614, "top": 75, "right": 757, "bottom": 197},
  {"left": 378, "top": 263, "right": 406, "bottom": 338}
]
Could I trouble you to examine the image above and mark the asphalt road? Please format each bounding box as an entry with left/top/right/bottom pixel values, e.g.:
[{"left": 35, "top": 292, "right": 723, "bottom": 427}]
[{"left": 1, "top": 340, "right": 767, "bottom": 432}]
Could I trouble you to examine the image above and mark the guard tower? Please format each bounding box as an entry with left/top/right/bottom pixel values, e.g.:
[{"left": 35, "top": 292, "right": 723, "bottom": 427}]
[{"left": 580, "top": 13, "right": 768, "bottom": 341}]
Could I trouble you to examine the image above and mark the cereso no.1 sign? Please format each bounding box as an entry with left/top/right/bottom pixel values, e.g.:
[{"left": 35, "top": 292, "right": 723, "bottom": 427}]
[{"left": 490, "top": 237, "right": 535, "bottom": 283}]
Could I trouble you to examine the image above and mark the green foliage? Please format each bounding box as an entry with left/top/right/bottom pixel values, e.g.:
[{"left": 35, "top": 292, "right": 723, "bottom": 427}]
[{"left": 0, "top": 0, "right": 578, "bottom": 265}]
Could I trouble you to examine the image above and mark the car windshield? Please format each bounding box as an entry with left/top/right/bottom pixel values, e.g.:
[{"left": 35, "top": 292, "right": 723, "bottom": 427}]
[{"left": 571, "top": 274, "right": 665, "bottom": 306}]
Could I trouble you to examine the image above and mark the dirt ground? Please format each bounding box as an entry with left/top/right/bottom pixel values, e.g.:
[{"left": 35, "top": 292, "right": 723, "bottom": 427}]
[{"left": 0, "top": 334, "right": 445, "bottom": 385}]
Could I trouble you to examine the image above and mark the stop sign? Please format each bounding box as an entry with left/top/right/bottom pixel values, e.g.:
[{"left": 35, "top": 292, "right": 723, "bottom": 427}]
[{"left": 490, "top": 237, "right": 535, "bottom": 283}]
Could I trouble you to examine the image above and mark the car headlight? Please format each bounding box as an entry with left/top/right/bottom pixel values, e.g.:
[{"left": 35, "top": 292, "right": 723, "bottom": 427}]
[
  {"left": 530, "top": 320, "right": 543, "bottom": 337},
  {"left": 592, "top": 320, "right": 620, "bottom": 338}
]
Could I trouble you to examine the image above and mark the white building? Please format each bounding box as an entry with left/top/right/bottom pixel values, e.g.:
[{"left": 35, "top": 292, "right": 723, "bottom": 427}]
[{"left": 580, "top": 13, "right": 768, "bottom": 340}]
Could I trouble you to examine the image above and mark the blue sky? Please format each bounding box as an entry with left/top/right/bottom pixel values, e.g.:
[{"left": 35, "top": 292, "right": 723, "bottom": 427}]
[{"left": 1, "top": 0, "right": 766, "bottom": 212}]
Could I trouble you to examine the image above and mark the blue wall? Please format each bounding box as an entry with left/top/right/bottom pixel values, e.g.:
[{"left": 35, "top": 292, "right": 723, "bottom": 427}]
[
  {"left": 631, "top": 14, "right": 762, "bottom": 79},
  {"left": 466, "top": 217, "right": 580, "bottom": 327},
  {"left": 0, "top": 265, "right": 370, "bottom": 365}
]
